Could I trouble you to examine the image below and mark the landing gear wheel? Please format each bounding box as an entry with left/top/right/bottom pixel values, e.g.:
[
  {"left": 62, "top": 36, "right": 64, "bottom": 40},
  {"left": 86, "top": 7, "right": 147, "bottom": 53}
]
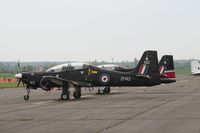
[
  {"left": 103, "top": 88, "right": 106, "bottom": 94},
  {"left": 98, "top": 88, "right": 101, "bottom": 94},
  {"left": 24, "top": 87, "right": 30, "bottom": 100},
  {"left": 61, "top": 93, "right": 69, "bottom": 100},
  {"left": 61, "top": 81, "right": 70, "bottom": 100},
  {"left": 98, "top": 87, "right": 106, "bottom": 94},
  {"left": 100, "top": 87, "right": 110, "bottom": 94},
  {"left": 73, "top": 91, "right": 81, "bottom": 99},
  {"left": 24, "top": 95, "right": 29, "bottom": 100},
  {"left": 105, "top": 87, "right": 110, "bottom": 94}
]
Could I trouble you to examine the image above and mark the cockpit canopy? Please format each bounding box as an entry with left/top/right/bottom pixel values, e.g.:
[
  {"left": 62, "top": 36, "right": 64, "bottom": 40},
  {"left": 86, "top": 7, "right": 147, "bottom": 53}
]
[
  {"left": 97, "top": 64, "right": 119, "bottom": 70},
  {"left": 46, "top": 62, "right": 89, "bottom": 72}
]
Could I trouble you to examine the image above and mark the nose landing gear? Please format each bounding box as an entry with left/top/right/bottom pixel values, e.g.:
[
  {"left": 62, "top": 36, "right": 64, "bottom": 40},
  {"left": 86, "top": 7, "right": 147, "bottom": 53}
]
[{"left": 24, "top": 87, "right": 30, "bottom": 100}]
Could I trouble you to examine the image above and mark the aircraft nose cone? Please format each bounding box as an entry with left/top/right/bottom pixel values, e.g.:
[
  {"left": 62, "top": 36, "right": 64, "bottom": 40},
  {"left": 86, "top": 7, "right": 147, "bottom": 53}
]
[{"left": 15, "top": 73, "right": 22, "bottom": 79}]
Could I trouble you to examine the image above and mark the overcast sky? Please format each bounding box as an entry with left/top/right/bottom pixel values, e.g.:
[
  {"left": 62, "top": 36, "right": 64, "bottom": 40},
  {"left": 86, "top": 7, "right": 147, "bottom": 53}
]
[{"left": 0, "top": 0, "right": 200, "bottom": 62}]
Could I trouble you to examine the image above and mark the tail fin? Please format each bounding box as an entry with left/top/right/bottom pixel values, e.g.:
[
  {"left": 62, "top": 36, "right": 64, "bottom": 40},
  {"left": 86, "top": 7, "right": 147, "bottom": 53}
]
[
  {"left": 191, "top": 60, "right": 200, "bottom": 75},
  {"left": 132, "top": 50, "right": 160, "bottom": 86},
  {"left": 159, "top": 55, "right": 176, "bottom": 83}
]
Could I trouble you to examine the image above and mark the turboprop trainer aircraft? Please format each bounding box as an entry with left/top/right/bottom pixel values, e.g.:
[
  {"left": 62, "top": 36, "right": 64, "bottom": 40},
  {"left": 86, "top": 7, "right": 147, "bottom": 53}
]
[
  {"left": 15, "top": 50, "right": 161, "bottom": 101},
  {"left": 191, "top": 60, "right": 200, "bottom": 75}
]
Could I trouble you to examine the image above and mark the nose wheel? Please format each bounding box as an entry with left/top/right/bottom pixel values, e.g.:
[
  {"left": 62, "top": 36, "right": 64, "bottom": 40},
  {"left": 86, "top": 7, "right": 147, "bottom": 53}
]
[
  {"left": 24, "top": 87, "right": 30, "bottom": 100},
  {"left": 24, "top": 95, "right": 29, "bottom": 100}
]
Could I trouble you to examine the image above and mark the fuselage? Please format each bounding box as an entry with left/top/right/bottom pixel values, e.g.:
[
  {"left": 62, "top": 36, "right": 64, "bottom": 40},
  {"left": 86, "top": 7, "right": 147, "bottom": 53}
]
[{"left": 20, "top": 65, "right": 160, "bottom": 90}]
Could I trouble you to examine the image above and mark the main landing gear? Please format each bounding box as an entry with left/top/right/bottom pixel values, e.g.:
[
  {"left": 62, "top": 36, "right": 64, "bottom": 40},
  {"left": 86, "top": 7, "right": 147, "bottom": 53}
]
[
  {"left": 73, "top": 86, "right": 81, "bottom": 99},
  {"left": 61, "top": 82, "right": 82, "bottom": 100},
  {"left": 23, "top": 82, "right": 82, "bottom": 101},
  {"left": 61, "top": 81, "right": 70, "bottom": 100},
  {"left": 98, "top": 86, "right": 110, "bottom": 94}
]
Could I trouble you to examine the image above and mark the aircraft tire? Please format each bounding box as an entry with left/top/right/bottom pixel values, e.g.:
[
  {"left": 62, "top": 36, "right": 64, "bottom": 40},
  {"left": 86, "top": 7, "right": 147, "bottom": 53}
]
[
  {"left": 98, "top": 88, "right": 105, "bottom": 94},
  {"left": 103, "top": 88, "right": 106, "bottom": 94},
  {"left": 61, "top": 93, "right": 69, "bottom": 100},
  {"left": 98, "top": 88, "right": 101, "bottom": 94},
  {"left": 98, "top": 87, "right": 110, "bottom": 94},
  {"left": 24, "top": 95, "right": 29, "bottom": 100},
  {"left": 73, "top": 91, "right": 81, "bottom": 99},
  {"left": 105, "top": 87, "right": 110, "bottom": 94}
]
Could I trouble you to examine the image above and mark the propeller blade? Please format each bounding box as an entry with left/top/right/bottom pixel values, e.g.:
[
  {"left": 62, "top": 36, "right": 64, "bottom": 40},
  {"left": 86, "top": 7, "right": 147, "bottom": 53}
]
[
  {"left": 17, "top": 79, "right": 21, "bottom": 87},
  {"left": 23, "top": 66, "right": 26, "bottom": 72},
  {"left": 17, "top": 60, "right": 21, "bottom": 70}
]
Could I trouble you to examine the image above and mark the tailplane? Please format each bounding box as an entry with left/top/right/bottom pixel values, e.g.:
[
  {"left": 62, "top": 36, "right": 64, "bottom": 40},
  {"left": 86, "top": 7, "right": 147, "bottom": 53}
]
[{"left": 159, "top": 55, "right": 176, "bottom": 83}]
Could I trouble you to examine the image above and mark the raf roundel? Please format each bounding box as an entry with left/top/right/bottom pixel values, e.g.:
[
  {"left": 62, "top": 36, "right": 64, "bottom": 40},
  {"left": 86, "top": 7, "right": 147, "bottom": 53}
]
[{"left": 100, "top": 74, "right": 110, "bottom": 84}]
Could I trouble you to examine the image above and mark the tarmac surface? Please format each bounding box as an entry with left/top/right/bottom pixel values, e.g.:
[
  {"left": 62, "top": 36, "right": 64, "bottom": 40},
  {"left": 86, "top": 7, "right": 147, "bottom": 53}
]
[{"left": 0, "top": 75, "right": 200, "bottom": 133}]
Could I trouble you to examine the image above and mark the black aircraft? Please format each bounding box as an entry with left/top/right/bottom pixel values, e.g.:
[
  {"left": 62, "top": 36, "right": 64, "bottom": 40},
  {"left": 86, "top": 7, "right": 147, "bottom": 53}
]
[{"left": 15, "top": 50, "right": 161, "bottom": 101}]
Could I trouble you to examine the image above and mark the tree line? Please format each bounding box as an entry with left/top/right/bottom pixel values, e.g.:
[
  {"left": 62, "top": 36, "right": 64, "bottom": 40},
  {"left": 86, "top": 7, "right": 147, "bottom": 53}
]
[{"left": 0, "top": 59, "right": 193, "bottom": 73}]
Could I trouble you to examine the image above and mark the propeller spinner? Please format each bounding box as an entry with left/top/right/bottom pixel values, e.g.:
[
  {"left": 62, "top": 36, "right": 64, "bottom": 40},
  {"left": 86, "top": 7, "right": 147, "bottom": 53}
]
[{"left": 15, "top": 73, "right": 22, "bottom": 87}]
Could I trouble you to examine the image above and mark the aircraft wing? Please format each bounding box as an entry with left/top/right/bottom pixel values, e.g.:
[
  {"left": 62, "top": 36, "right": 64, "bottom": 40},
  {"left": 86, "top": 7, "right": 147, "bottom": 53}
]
[{"left": 40, "top": 76, "right": 92, "bottom": 87}]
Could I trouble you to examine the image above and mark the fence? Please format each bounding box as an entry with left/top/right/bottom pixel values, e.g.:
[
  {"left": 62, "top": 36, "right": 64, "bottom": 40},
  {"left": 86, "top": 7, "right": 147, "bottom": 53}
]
[{"left": 0, "top": 78, "right": 17, "bottom": 83}]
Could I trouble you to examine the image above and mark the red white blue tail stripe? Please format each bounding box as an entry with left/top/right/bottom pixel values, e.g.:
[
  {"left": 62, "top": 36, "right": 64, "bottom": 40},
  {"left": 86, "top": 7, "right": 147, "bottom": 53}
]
[{"left": 138, "top": 64, "right": 148, "bottom": 75}]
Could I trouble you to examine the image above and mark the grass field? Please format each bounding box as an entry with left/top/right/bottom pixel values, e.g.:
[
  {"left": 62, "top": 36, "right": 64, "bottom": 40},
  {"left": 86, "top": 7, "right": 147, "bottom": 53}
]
[
  {"left": 0, "top": 73, "right": 16, "bottom": 88},
  {"left": 0, "top": 73, "right": 15, "bottom": 78},
  {"left": 0, "top": 83, "right": 22, "bottom": 89},
  {"left": 175, "top": 69, "right": 191, "bottom": 74},
  {"left": 0, "top": 73, "right": 20, "bottom": 88}
]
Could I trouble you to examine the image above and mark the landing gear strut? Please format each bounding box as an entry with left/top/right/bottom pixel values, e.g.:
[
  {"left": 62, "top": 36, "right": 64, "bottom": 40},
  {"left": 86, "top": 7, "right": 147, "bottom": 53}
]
[
  {"left": 24, "top": 87, "right": 30, "bottom": 100},
  {"left": 61, "top": 81, "right": 70, "bottom": 100},
  {"left": 73, "top": 86, "right": 81, "bottom": 99}
]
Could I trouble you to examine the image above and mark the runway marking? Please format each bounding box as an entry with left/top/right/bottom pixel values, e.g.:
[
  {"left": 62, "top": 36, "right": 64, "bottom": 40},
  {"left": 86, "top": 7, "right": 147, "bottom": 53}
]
[
  {"left": 79, "top": 94, "right": 94, "bottom": 98},
  {"left": 32, "top": 101, "right": 52, "bottom": 105},
  {"left": 110, "top": 90, "right": 118, "bottom": 93},
  {"left": 176, "top": 80, "right": 188, "bottom": 84}
]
